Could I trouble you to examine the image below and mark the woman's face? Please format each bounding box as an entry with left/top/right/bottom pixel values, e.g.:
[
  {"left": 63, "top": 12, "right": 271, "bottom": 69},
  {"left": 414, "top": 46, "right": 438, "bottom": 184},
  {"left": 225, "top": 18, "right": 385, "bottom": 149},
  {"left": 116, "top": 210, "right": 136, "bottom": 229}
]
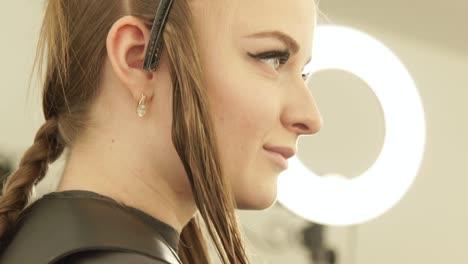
[{"left": 190, "top": 0, "right": 322, "bottom": 210}]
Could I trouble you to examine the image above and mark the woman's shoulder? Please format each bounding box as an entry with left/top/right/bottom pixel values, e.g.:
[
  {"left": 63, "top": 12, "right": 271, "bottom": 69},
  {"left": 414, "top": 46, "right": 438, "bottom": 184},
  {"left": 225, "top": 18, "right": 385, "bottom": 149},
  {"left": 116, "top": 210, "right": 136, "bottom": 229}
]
[
  {"left": 57, "top": 250, "right": 172, "bottom": 264},
  {"left": 0, "top": 191, "right": 181, "bottom": 264}
]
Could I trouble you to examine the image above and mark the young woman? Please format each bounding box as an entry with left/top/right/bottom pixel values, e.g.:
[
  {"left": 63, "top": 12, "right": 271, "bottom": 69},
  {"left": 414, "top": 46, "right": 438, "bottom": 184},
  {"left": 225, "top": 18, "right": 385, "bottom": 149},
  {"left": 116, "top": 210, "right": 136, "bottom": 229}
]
[{"left": 0, "top": 0, "right": 322, "bottom": 263}]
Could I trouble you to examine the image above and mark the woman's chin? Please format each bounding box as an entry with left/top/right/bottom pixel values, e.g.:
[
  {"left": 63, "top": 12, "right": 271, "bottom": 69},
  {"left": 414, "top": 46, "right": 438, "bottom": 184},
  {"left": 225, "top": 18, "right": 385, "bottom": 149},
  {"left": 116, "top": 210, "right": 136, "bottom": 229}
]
[{"left": 235, "top": 189, "right": 278, "bottom": 210}]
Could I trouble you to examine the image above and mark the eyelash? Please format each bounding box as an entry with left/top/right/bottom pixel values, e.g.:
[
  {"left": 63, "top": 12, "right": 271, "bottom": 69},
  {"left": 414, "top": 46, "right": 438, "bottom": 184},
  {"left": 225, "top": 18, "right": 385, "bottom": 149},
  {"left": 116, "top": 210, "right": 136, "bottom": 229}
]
[{"left": 248, "top": 50, "right": 312, "bottom": 82}]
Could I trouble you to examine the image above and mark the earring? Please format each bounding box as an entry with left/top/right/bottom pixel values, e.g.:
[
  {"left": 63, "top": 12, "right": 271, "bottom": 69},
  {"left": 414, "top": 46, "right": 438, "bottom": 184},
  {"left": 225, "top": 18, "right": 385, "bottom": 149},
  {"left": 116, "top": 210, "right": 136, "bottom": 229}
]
[{"left": 137, "top": 94, "right": 147, "bottom": 117}]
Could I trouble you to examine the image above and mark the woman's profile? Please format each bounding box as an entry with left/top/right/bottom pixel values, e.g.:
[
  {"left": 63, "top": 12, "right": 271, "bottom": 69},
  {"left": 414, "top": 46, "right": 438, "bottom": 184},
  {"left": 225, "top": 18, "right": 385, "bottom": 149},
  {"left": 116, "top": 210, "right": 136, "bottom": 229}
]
[{"left": 0, "top": 0, "right": 322, "bottom": 263}]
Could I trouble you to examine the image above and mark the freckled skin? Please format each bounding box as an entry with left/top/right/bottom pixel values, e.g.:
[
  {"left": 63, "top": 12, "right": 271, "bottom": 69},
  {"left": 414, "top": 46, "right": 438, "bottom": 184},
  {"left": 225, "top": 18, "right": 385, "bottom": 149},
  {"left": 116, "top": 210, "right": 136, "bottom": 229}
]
[
  {"left": 57, "top": 0, "right": 322, "bottom": 233},
  {"left": 191, "top": 0, "right": 321, "bottom": 209}
]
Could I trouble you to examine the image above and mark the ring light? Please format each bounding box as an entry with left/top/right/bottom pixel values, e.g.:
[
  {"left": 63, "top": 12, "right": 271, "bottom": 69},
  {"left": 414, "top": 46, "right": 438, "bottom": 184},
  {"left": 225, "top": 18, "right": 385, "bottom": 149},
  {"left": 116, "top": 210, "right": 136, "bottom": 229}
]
[{"left": 277, "top": 25, "right": 426, "bottom": 226}]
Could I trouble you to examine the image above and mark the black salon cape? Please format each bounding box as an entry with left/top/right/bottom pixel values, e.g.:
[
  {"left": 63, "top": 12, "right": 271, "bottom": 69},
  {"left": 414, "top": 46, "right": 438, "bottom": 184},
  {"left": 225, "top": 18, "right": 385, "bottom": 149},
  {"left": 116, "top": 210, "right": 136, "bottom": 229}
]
[{"left": 0, "top": 190, "right": 181, "bottom": 264}]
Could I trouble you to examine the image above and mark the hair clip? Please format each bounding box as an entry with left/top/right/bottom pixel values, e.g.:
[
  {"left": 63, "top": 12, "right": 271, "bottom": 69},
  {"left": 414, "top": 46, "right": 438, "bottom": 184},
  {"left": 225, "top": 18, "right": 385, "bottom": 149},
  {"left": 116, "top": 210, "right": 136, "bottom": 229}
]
[{"left": 143, "top": 0, "right": 175, "bottom": 72}]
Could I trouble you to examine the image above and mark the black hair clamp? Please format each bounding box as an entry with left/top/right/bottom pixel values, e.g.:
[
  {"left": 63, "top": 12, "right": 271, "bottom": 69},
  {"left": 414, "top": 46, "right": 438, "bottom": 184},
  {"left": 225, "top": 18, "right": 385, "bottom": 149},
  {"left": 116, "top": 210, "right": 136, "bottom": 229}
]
[{"left": 143, "top": 0, "right": 175, "bottom": 72}]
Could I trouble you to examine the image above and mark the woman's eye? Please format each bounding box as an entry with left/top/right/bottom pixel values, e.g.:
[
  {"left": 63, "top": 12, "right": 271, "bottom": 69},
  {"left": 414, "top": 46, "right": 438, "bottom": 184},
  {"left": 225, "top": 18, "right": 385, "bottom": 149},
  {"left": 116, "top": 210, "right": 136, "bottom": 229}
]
[
  {"left": 302, "top": 72, "right": 312, "bottom": 82},
  {"left": 249, "top": 50, "right": 290, "bottom": 71},
  {"left": 248, "top": 50, "right": 310, "bottom": 82},
  {"left": 262, "top": 57, "right": 282, "bottom": 70}
]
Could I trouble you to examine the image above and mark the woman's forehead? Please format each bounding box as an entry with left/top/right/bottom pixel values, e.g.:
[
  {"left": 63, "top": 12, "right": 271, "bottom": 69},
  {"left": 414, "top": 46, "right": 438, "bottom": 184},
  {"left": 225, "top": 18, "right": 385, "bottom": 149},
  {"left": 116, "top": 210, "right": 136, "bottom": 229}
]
[
  {"left": 197, "top": 0, "right": 316, "bottom": 43},
  {"left": 230, "top": 0, "right": 316, "bottom": 18},
  {"left": 193, "top": 0, "right": 316, "bottom": 28}
]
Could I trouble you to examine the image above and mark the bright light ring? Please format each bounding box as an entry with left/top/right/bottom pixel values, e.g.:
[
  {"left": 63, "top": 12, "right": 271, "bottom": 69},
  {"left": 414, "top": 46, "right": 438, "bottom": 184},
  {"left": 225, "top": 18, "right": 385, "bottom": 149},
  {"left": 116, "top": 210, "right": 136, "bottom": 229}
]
[{"left": 277, "top": 25, "right": 426, "bottom": 226}]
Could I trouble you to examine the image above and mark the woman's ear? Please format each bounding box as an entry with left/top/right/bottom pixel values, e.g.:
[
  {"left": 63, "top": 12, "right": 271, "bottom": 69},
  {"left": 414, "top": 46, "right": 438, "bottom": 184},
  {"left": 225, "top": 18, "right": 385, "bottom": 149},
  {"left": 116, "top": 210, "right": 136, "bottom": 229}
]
[{"left": 106, "top": 16, "right": 154, "bottom": 102}]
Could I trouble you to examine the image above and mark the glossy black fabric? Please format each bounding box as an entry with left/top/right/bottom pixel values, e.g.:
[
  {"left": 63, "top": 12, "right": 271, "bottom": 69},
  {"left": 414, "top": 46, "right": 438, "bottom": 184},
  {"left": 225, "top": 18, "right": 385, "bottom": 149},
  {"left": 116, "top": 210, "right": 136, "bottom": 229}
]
[
  {"left": 0, "top": 190, "right": 182, "bottom": 264},
  {"left": 57, "top": 250, "right": 168, "bottom": 264}
]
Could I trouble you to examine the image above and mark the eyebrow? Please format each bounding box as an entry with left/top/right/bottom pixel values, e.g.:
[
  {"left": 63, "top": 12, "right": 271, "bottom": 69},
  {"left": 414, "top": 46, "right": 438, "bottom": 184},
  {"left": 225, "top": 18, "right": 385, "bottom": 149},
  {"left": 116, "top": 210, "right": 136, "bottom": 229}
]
[{"left": 246, "top": 30, "right": 312, "bottom": 66}]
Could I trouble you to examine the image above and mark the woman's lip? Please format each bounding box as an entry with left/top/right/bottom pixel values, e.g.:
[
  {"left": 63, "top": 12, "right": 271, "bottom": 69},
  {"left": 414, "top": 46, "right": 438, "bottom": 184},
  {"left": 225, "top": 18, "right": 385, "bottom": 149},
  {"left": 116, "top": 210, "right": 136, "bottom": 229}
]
[
  {"left": 264, "top": 149, "right": 288, "bottom": 170},
  {"left": 263, "top": 145, "right": 296, "bottom": 159}
]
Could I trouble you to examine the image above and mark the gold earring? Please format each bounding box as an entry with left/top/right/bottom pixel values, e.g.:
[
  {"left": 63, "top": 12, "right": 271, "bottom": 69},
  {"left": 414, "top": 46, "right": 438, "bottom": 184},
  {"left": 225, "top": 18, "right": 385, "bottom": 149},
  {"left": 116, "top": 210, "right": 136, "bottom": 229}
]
[{"left": 137, "top": 94, "right": 147, "bottom": 117}]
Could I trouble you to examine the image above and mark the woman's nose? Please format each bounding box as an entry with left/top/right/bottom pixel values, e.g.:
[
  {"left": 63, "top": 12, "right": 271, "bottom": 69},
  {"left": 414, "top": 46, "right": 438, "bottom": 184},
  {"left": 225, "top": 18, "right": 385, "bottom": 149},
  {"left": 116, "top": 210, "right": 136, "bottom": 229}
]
[{"left": 281, "top": 81, "right": 323, "bottom": 136}]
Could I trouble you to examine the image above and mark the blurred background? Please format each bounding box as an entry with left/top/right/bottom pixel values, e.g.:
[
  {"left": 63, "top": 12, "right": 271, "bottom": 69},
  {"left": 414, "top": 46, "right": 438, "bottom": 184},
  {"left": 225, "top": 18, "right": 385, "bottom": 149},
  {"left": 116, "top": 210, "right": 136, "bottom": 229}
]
[{"left": 1, "top": 0, "right": 467, "bottom": 263}]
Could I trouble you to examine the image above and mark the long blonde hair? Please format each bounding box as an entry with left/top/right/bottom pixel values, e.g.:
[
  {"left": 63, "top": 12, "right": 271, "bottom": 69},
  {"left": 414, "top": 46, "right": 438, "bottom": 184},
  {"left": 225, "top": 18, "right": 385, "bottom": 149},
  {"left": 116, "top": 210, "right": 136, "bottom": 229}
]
[{"left": 0, "top": 1, "right": 250, "bottom": 263}]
